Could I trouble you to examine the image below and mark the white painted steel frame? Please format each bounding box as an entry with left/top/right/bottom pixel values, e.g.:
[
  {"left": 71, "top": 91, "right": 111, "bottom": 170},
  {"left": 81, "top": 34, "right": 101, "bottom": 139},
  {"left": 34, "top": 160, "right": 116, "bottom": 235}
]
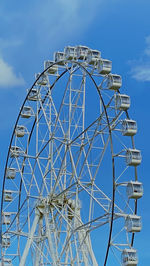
[{"left": 0, "top": 52, "right": 141, "bottom": 265}]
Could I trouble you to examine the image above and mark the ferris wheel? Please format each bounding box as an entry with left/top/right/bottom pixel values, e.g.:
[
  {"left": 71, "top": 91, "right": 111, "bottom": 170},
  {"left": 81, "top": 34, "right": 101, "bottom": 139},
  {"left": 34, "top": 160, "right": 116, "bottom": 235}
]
[{"left": 0, "top": 45, "right": 143, "bottom": 266}]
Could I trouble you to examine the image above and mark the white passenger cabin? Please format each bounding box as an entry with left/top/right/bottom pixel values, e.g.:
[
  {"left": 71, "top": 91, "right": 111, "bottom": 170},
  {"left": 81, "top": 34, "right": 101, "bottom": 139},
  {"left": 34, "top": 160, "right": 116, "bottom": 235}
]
[
  {"left": 64, "top": 46, "right": 77, "bottom": 60},
  {"left": 2, "top": 235, "right": 10, "bottom": 248},
  {"left": 2, "top": 213, "right": 11, "bottom": 225},
  {"left": 0, "top": 258, "right": 12, "bottom": 266},
  {"left": 98, "top": 59, "right": 112, "bottom": 74},
  {"left": 21, "top": 106, "right": 32, "bottom": 118},
  {"left": 10, "top": 146, "right": 22, "bottom": 158},
  {"left": 4, "top": 191, "right": 13, "bottom": 202},
  {"left": 36, "top": 73, "right": 48, "bottom": 85},
  {"left": 28, "top": 88, "right": 39, "bottom": 101},
  {"left": 126, "top": 149, "right": 142, "bottom": 166},
  {"left": 54, "top": 52, "right": 65, "bottom": 65},
  {"left": 121, "top": 249, "right": 138, "bottom": 266},
  {"left": 115, "top": 94, "right": 130, "bottom": 110},
  {"left": 107, "top": 74, "right": 122, "bottom": 90},
  {"left": 15, "top": 125, "right": 26, "bottom": 137},
  {"left": 126, "top": 181, "right": 143, "bottom": 199},
  {"left": 76, "top": 46, "right": 89, "bottom": 60},
  {"left": 44, "top": 60, "right": 58, "bottom": 74},
  {"left": 122, "top": 120, "right": 137, "bottom": 136},
  {"left": 6, "top": 168, "right": 16, "bottom": 179},
  {"left": 87, "top": 49, "right": 101, "bottom": 64},
  {"left": 125, "top": 215, "right": 142, "bottom": 232}
]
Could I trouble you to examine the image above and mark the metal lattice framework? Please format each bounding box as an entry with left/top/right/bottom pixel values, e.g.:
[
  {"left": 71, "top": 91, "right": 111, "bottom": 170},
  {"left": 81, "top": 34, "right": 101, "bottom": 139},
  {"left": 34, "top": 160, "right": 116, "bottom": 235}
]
[{"left": 0, "top": 46, "right": 143, "bottom": 266}]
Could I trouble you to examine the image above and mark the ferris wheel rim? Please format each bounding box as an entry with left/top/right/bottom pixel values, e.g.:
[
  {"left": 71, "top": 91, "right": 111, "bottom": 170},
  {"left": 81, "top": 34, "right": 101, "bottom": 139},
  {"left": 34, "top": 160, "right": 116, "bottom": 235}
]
[{"left": 0, "top": 56, "right": 139, "bottom": 265}]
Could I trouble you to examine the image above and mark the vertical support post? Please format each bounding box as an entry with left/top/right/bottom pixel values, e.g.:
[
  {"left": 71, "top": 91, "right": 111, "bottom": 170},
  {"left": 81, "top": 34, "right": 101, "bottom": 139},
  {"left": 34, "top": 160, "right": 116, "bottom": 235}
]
[
  {"left": 34, "top": 215, "right": 43, "bottom": 266},
  {"left": 19, "top": 210, "right": 40, "bottom": 266},
  {"left": 44, "top": 210, "right": 58, "bottom": 266}
]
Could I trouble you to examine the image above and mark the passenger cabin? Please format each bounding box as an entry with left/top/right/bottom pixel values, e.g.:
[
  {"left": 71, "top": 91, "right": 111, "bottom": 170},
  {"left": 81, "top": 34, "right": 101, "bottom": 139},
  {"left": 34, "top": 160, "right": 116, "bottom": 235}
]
[
  {"left": 15, "top": 125, "right": 26, "bottom": 137},
  {"left": 2, "top": 235, "right": 10, "bottom": 248},
  {"left": 36, "top": 73, "right": 48, "bottom": 86},
  {"left": 107, "top": 74, "right": 122, "bottom": 90},
  {"left": 98, "top": 59, "right": 112, "bottom": 74},
  {"left": 28, "top": 88, "right": 39, "bottom": 101},
  {"left": 121, "top": 249, "right": 138, "bottom": 266},
  {"left": 115, "top": 94, "right": 130, "bottom": 110},
  {"left": 54, "top": 52, "right": 65, "bottom": 65},
  {"left": 125, "top": 215, "right": 142, "bottom": 232},
  {"left": 122, "top": 120, "right": 137, "bottom": 136},
  {"left": 4, "top": 191, "right": 13, "bottom": 202},
  {"left": 126, "top": 149, "right": 142, "bottom": 166},
  {"left": 126, "top": 181, "right": 143, "bottom": 199},
  {"left": 76, "top": 45, "right": 89, "bottom": 60},
  {"left": 6, "top": 168, "right": 16, "bottom": 179},
  {"left": 21, "top": 106, "right": 32, "bottom": 118},
  {"left": 10, "top": 146, "right": 22, "bottom": 158},
  {"left": 2, "top": 213, "right": 11, "bottom": 225},
  {"left": 64, "top": 46, "right": 77, "bottom": 60},
  {"left": 87, "top": 49, "right": 101, "bottom": 64},
  {"left": 44, "top": 60, "right": 58, "bottom": 74}
]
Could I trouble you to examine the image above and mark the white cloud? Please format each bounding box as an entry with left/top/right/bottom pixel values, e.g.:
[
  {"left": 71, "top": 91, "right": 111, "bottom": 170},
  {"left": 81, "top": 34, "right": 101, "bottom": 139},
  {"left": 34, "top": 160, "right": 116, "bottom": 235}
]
[
  {"left": 0, "top": 37, "right": 25, "bottom": 89},
  {"left": 0, "top": 0, "right": 105, "bottom": 72},
  {"left": 0, "top": 0, "right": 105, "bottom": 89},
  {"left": 131, "top": 65, "right": 150, "bottom": 81},
  {"left": 0, "top": 57, "right": 25, "bottom": 88},
  {"left": 130, "top": 35, "right": 150, "bottom": 81}
]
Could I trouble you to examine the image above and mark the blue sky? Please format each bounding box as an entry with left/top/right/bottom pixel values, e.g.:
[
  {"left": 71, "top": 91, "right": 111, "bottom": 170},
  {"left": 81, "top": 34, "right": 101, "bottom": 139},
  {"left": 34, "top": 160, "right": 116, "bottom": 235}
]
[{"left": 0, "top": 0, "right": 150, "bottom": 265}]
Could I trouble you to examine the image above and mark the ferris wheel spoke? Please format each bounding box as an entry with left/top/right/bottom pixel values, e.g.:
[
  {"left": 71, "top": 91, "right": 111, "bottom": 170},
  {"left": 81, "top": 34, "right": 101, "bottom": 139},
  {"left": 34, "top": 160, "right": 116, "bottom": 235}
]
[
  {"left": 112, "top": 130, "right": 128, "bottom": 150},
  {"left": 24, "top": 158, "right": 41, "bottom": 195},
  {"left": 92, "top": 135, "right": 110, "bottom": 181},
  {"left": 74, "top": 232, "right": 90, "bottom": 265},
  {"left": 35, "top": 158, "right": 50, "bottom": 194},
  {"left": 32, "top": 240, "right": 52, "bottom": 265},
  {"left": 68, "top": 78, "right": 86, "bottom": 140},
  {"left": 16, "top": 160, "right": 28, "bottom": 195},
  {"left": 51, "top": 146, "right": 70, "bottom": 194},
  {"left": 79, "top": 182, "right": 110, "bottom": 213},
  {"left": 40, "top": 91, "right": 66, "bottom": 139},
  {"left": 59, "top": 212, "right": 98, "bottom": 265},
  {"left": 68, "top": 93, "right": 114, "bottom": 147},
  {"left": 80, "top": 131, "right": 110, "bottom": 183},
  {"left": 35, "top": 111, "right": 106, "bottom": 171},
  {"left": 115, "top": 187, "right": 135, "bottom": 216},
  {"left": 110, "top": 246, "right": 122, "bottom": 265},
  {"left": 76, "top": 124, "right": 109, "bottom": 182}
]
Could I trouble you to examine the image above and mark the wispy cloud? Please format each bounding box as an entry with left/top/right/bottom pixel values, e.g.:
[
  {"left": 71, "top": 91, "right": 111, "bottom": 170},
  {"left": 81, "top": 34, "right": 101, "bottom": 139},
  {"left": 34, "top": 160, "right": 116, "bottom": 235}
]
[
  {"left": 131, "top": 65, "right": 150, "bottom": 81},
  {"left": 0, "top": 57, "right": 25, "bottom": 88},
  {"left": 25, "top": 0, "right": 104, "bottom": 49},
  {"left": 0, "top": 0, "right": 105, "bottom": 89},
  {"left": 130, "top": 35, "right": 150, "bottom": 81},
  {"left": 1, "top": 0, "right": 105, "bottom": 51},
  {"left": 0, "top": 36, "right": 25, "bottom": 88}
]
